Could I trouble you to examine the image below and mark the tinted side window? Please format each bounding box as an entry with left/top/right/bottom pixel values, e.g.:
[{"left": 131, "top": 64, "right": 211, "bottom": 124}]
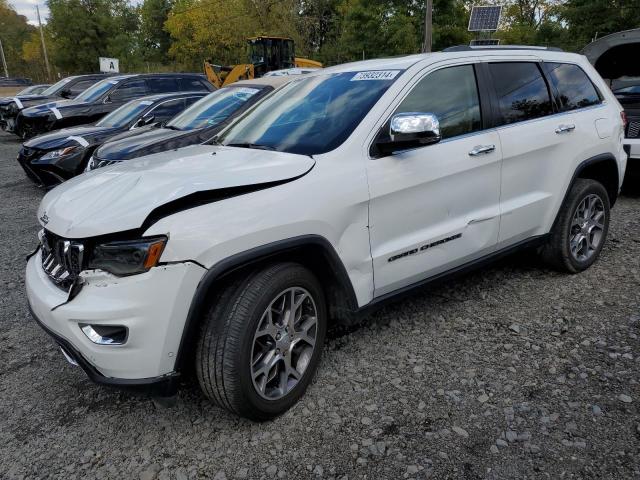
[
  {"left": 146, "top": 77, "right": 179, "bottom": 93},
  {"left": 394, "top": 64, "right": 482, "bottom": 139},
  {"left": 489, "top": 62, "right": 552, "bottom": 125},
  {"left": 111, "top": 80, "right": 147, "bottom": 101},
  {"left": 545, "top": 63, "right": 601, "bottom": 111},
  {"left": 148, "top": 98, "right": 186, "bottom": 121},
  {"left": 179, "top": 77, "right": 210, "bottom": 91},
  {"left": 69, "top": 79, "right": 98, "bottom": 95}
]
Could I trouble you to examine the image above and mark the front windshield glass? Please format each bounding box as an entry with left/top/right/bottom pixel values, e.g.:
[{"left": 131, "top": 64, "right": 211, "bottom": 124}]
[
  {"left": 167, "top": 86, "right": 262, "bottom": 131},
  {"left": 17, "top": 85, "right": 38, "bottom": 95},
  {"left": 75, "top": 78, "right": 118, "bottom": 102},
  {"left": 96, "top": 98, "right": 152, "bottom": 128},
  {"left": 218, "top": 70, "right": 400, "bottom": 155},
  {"left": 615, "top": 85, "right": 640, "bottom": 94},
  {"left": 41, "top": 77, "right": 72, "bottom": 96}
]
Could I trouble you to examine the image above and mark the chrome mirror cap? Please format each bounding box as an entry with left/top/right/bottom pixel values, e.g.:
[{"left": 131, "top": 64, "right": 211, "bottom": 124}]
[{"left": 389, "top": 112, "right": 441, "bottom": 143}]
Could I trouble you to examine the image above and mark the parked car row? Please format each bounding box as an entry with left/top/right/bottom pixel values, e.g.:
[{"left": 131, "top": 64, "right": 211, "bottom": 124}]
[
  {"left": 21, "top": 47, "right": 629, "bottom": 421},
  {"left": 0, "top": 74, "right": 112, "bottom": 133},
  {"left": 17, "top": 76, "right": 288, "bottom": 186}
]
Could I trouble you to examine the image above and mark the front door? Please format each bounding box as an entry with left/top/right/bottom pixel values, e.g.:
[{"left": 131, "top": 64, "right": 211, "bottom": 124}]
[{"left": 367, "top": 63, "right": 502, "bottom": 297}]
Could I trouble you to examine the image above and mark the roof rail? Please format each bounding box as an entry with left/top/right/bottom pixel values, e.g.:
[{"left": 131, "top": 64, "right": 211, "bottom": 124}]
[{"left": 443, "top": 45, "right": 564, "bottom": 52}]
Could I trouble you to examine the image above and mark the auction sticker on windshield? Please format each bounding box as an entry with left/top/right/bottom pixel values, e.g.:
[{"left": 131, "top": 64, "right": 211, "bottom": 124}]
[{"left": 351, "top": 70, "right": 400, "bottom": 81}]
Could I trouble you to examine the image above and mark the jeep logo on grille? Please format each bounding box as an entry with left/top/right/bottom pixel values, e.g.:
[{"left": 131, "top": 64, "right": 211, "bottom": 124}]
[{"left": 39, "top": 212, "right": 49, "bottom": 225}]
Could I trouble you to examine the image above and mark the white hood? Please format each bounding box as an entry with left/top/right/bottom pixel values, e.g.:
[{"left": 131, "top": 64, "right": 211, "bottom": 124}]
[{"left": 38, "top": 145, "right": 315, "bottom": 238}]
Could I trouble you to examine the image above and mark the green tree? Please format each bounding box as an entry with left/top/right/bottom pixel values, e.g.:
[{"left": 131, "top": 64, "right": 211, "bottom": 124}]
[
  {"left": 560, "top": 0, "right": 640, "bottom": 51},
  {"left": 47, "top": 0, "right": 140, "bottom": 73},
  {"left": 165, "top": 0, "right": 301, "bottom": 69},
  {"left": 0, "top": 0, "right": 38, "bottom": 78},
  {"left": 140, "top": 0, "right": 173, "bottom": 63}
]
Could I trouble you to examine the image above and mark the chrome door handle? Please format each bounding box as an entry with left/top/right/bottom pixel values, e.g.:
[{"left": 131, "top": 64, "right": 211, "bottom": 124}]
[
  {"left": 468, "top": 144, "right": 495, "bottom": 156},
  {"left": 555, "top": 124, "right": 576, "bottom": 134}
]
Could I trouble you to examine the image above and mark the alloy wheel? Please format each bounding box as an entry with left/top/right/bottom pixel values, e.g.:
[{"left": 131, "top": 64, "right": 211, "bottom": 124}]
[
  {"left": 250, "top": 287, "right": 318, "bottom": 400},
  {"left": 569, "top": 193, "right": 606, "bottom": 262}
]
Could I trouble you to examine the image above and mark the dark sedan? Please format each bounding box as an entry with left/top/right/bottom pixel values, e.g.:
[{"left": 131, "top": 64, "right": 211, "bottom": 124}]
[
  {"left": 0, "top": 74, "right": 110, "bottom": 133},
  {"left": 87, "top": 76, "right": 289, "bottom": 170},
  {"left": 17, "top": 91, "right": 207, "bottom": 187},
  {"left": 14, "top": 73, "right": 214, "bottom": 139}
]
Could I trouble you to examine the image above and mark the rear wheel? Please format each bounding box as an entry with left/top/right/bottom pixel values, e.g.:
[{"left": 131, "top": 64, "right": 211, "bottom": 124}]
[
  {"left": 195, "top": 262, "right": 326, "bottom": 420},
  {"left": 540, "top": 178, "right": 610, "bottom": 273}
]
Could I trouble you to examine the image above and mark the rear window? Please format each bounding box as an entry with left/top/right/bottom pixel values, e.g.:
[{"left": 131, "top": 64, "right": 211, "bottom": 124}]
[
  {"left": 544, "top": 63, "right": 601, "bottom": 111},
  {"left": 489, "top": 62, "right": 552, "bottom": 126}
]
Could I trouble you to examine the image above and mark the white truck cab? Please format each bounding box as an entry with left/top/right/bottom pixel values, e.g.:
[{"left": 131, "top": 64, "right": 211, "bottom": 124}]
[{"left": 26, "top": 47, "right": 626, "bottom": 420}]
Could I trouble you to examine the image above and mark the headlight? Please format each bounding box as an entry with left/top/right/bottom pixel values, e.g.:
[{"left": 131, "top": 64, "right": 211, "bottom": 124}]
[
  {"left": 88, "top": 237, "right": 167, "bottom": 276},
  {"left": 85, "top": 156, "right": 119, "bottom": 171},
  {"left": 41, "top": 146, "right": 80, "bottom": 161}
]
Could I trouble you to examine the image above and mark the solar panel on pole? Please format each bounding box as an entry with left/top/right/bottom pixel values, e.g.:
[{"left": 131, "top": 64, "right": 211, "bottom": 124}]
[{"left": 468, "top": 5, "right": 502, "bottom": 32}]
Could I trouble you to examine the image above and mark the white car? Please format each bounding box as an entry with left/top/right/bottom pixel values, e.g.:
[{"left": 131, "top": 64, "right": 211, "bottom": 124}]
[
  {"left": 26, "top": 46, "right": 627, "bottom": 420},
  {"left": 263, "top": 67, "right": 321, "bottom": 76}
]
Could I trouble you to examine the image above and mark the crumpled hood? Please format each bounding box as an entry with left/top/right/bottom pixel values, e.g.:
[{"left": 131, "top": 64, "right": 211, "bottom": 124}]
[
  {"left": 24, "top": 125, "right": 120, "bottom": 151},
  {"left": 96, "top": 126, "right": 209, "bottom": 161},
  {"left": 38, "top": 145, "right": 315, "bottom": 238}
]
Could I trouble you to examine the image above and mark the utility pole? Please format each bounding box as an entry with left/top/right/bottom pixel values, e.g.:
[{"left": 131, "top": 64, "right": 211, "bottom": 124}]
[
  {"left": 0, "top": 38, "right": 8, "bottom": 78},
  {"left": 36, "top": 5, "right": 52, "bottom": 81},
  {"left": 422, "top": 0, "right": 433, "bottom": 53}
]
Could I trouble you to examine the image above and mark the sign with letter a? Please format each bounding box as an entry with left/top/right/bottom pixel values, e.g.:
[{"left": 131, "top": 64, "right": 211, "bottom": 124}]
[{"left": 99, "top": 57, "right": 119, "bottom": 73}]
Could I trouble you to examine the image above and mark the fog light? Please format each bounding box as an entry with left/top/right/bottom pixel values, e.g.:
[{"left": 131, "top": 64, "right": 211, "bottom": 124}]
[{"left": 80, "top": 324, "right": 127, "bottom": 345}]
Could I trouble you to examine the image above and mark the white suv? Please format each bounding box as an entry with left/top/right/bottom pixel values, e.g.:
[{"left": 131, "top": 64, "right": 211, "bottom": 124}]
[{"left": 26, "top": 47, "right": 626, "bottom": 420}]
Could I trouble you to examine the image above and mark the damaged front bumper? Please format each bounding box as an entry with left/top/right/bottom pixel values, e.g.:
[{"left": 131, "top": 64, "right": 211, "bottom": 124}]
[{"left": 26, "top": 250, "right": 206, "bottom": 392}]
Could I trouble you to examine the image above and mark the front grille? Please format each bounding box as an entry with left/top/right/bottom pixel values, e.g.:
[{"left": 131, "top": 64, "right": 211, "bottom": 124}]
[
  {"left": 39, "top": 230, "right": 84, "bottom": 290},
  {"left": 627, "top": 120, "right": 640, "bottom": 139}
]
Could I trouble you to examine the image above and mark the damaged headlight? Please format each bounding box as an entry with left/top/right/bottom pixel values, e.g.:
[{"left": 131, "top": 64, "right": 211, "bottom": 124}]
[
  {"left": 88, "top": 237, "right": 167, "bottom": 276},
  {"left": 40, "top": 145, "right": 80, "bottom": 161}
]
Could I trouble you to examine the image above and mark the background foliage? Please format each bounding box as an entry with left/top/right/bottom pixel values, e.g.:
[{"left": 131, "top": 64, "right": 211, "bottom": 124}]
[{"left": 0, "top": 0, "right": 638, "bottom": 80}]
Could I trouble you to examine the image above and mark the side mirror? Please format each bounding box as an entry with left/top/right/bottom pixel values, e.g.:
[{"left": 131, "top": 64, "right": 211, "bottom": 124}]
[
  {"left": 103, "top": 94, "right": 112, "bottom": 104},
  {"left": 59, "top": 88, "right": 72, "bottom": 99},
  {"left": 132, "top": 115, "right": 155, "bottom": 129},
  {"left": 376, "top": 112, "right": 441, "bottom": 155}
]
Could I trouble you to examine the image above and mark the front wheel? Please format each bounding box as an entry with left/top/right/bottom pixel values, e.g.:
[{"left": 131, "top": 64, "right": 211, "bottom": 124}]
[
  {"left": 540, "top": 178, "right": 610, "bottom": 273},
  {"left": 195, "top": 262, "right": 326, "bottom": 420}
]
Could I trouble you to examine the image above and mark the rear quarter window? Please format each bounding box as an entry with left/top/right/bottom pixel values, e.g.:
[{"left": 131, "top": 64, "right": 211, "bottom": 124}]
[
  {"left": 179, "top": 77, "right": 211, "bottom": 92},
  {"left": 544, "top": 63, "right": 601, "bottom": 111}
]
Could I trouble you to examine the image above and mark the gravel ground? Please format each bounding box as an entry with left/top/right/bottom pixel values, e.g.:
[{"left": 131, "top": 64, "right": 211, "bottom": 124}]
[{"left": 0, "top": 129, "right": 639, "bottom": 479}]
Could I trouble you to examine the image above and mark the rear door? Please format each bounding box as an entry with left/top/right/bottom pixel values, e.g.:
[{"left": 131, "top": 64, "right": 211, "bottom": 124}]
[
  {"left": 487, "top": 61, "right": 577, "bottom": 245},
  {"left": 367, "top": 62, "right": 503, "bottom": 297}
]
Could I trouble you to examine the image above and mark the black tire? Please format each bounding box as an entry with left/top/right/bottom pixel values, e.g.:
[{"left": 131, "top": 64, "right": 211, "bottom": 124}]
[
  {"left": 195, "top": 262, "right": 327, "bottom": 421},
  {"left": 540, "top": 178, "right": 610, "bottom": 273}
]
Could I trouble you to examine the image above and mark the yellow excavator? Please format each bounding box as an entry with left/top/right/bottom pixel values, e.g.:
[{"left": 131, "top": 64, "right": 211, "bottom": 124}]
[{"left": 204, "top": 36, "right": 322, "bottom": 88}]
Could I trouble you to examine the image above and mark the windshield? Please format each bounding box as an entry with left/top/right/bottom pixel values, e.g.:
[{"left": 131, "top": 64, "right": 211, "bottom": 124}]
[
  {"left": 17, "top": 85, "right": 39, "bottom": 95},
  {"left": 96, "top": 98, "right": 152, "bottom": 128},
  {"left": 75, "top": 78, "right": 118, "bottom": 102},
  {"left": 218, "top": 71, "right": 400, "bottom": 155},
  {"left": 615, "top": 85, "right": 640, "bottom": 94},
  {"left": 167, "top": 86, "right": 262, "bottom": 131},
  {"left": 41, "top": 77, "right": 72, "bottom": 96}
]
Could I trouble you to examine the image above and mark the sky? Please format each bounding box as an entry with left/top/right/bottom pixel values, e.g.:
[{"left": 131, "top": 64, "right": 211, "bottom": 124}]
[
  {"left": 10, "top": 0, "right": 142, "bottom": 25},
  {"left": 11, "top": 0, "right": 48, "bottom": 25}
]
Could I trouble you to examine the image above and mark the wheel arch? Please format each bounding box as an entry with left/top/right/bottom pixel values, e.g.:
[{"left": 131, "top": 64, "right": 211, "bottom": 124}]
[
  {"left": 574, "top": 154, "right": 620, "bottom": 207},
  {"left": 174, "top": 235, "right": 359, "bottom": 372}
]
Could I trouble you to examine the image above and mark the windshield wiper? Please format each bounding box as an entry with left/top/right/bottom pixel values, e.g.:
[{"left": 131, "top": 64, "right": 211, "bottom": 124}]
[
  {"left": 227, "top": 142, "right": 276, "bottom": 151},
  {"left": 164, "top": 124, "right": 181, "bottom": 131}
]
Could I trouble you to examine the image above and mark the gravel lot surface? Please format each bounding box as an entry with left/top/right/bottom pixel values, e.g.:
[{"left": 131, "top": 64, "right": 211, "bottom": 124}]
[{"left": 0, "top": 130, "right": 639, "bottom": 479}]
